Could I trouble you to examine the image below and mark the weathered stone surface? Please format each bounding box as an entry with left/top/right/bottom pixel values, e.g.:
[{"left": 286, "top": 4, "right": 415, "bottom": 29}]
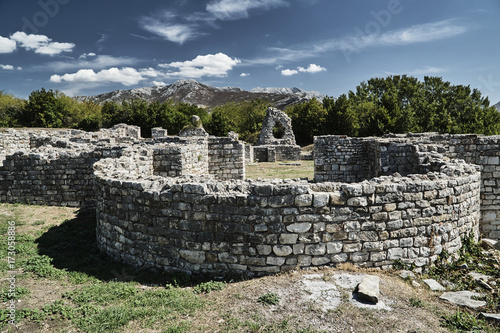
[
  {"left": 356, "top": 275, "right": 380, "bottom": 304},
  {"left": 440, "top": 291, "right": 487, "bottom": 309},
  {"left": 481, "top": 313, "right": 500, "bottom": 324},
  {"left": 423, "top": 279, "right": 446, "bottom": 291}
]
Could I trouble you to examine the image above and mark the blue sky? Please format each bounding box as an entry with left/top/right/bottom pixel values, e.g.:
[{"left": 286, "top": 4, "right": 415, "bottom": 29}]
[{"left": 0, "top": 0, "right": 499, "bottom": 104}]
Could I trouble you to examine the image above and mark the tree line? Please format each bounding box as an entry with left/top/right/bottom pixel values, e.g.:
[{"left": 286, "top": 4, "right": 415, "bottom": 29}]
[{"left": 1, "top": 75, "right": 499, "bottom": 144}]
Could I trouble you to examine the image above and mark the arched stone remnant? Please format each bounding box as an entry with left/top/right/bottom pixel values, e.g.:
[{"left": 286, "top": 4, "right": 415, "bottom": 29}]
[{"left": 253, "top": 107, "right": 301, "bottom": 162}]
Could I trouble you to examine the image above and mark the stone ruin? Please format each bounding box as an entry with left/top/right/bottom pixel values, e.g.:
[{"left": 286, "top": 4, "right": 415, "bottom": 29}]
[
  {"left": 252, "top": 107, "right": 301, "bottom": 162},
  {"left": 1, "top": 124, "right": 500, "bottom": 278}
]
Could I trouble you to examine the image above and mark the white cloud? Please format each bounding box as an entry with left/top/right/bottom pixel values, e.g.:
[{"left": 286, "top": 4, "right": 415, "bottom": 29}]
[
  {"left": 35, "top": 42, "right": 75, "bottom": 55},
  {"left": 206, "top": 0, "right": 288, "bottom": 20},
  {"left": 8, "top": 31, "right": 74, "bottom": 56},
  {"left": 298, "top": 64, "right": 326, "bottom": 73},
  {"left": 43, "top": 55, "right": 138, "bottom": 72},
  {"left": 50, "top": 67, "right": 156, "bottom": 86},
  {"left": 247, "top": 20, "right": 467, "bottom": 66},
  {"left": 384, "top": 66, "right": 447, "bottom": 77},
  {"left": 140, "top": 12, "right": 199, "bottom": 44},
  {"left": 0, "top": 64, "right": 14, "bottom": 70},
  {"left": 0, "top": 36, "right": 16, "bottom": 53},
  {"left": 152, "top": 81, "right": 167, "bottom": 86},
  {"left": 281, "top": 69, "right": 298, "bottom": 76},
  {"left": 10, "top": 32, "right": 49, "bottom": 50},
  {"left": 240, "top": 72, "right": 250, "bottom": 77},
  {"left": 160, "top": 53, "right": 241, "bottom": 78},
  {"left": 79, "top": 52, "right": 97, "bottom": 59},
  {"left": 280, "top": 64, "right": 325, "bottom": 76}
]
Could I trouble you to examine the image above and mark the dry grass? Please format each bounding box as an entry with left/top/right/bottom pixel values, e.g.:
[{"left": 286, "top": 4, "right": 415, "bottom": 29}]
[{"left": 0, "top": 203, "right": 497, "bottom": 332}]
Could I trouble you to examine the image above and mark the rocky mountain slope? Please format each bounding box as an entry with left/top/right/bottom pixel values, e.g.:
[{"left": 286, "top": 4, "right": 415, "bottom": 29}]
[
  {"left": 495, "top": 101, "right": 500, "bottom": 111},
  {"left": 76, "top": 79, "right": 325, "bottom": 109}
]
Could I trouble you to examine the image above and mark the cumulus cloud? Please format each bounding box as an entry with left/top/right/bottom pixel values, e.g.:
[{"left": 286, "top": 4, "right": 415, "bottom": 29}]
[
  {"left": 240, "top": 72, "right": 250, "bottom": 77},
  {"left": 206, "top": 0, "right": 288, "bottom": 20},
  {"left": 152, "top": 81, "right": 167, "bottom": 86},
  {"left": 0, "top": 36, "right": 17, "bottom": 53},
  {"left": 50, "top": 53, "right": 240, "bottom": 89},
  {"left": 50, "top": 67, "right": 158, "bottom": 86},
  {"left": 298, "top": 64, "right": 326, "bottom": 73},
  {"left": 281, "top": 68, "right": 298, "bottom": 76},
  {"left": 160, "top": 53, "right": 241, "bottom": 78},
  {"left": 281, "top": 64, "right": 325, "bottom": 76},
  {"left": 0, "top": 64, "right": 14, "bottom": 70},
  {"left": 79, "top": 52, "right": 97, "bottom": 59},
  {"left": 8, "top": 31, "right": 74, "bottom": 56}
]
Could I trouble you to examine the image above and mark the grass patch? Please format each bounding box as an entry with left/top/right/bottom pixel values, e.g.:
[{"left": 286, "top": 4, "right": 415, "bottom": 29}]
[
  {"left": 257, "top": 292, "right": 280, "bottom": 306},
  {"left": 194, "top": 280, "right": 227, "bottom": 294}
]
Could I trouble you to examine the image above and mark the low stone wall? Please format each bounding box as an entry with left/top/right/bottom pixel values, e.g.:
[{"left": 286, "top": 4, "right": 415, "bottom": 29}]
[
  {"left": 208, "top": 137, "right": 245, "bottom": 180},
  {"left": 253, "top": 145, "right": 301, "bottom": 162},
  {"left": 0, "top": 146, "right": 124, "bottom": 207},
  {"left": 314, "top": 136, "right": 372, "bottom": 183},
  {"left": 94, "top": 149, "right": 480, "bottom": 277}
]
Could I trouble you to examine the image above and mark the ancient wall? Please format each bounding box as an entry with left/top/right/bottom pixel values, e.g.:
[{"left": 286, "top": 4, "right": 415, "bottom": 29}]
[
  {"left": 314, "top": 133, "right": 500, "bottom": 239},
  {"left": 94, "top": 149, "right": 480, "bottom": 277},
  {"left": 0, "top": 147, "right": 125, "bottom": 207},
  {"left": 0, "top": 127, "right": 495, "bottom": 278},
  {"left": 314, "top": 136, "right": 372, "bottom": 183},
  {"left": 0, "top": 126, "right": 245, "bottom": 208},
  {"left": 208, "top": 137, "right": 245, "bottom": 180}
]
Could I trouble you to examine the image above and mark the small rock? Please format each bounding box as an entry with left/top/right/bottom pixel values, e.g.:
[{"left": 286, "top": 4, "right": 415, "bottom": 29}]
[
  {"left": 480, "top": 238, "right": 497, "bottom": 250},
  {"left": 459, "top": 263, "right": 469, "bottom": 270},
  {"left": 399, "top": 270, "right": 416, "bottom": 279},
  {"left": 481, "top": 313, "right": 500, "bottom": 324},
  {"left": 441, "top": 280, "right": 457, "bottom": 289},
  {"left": 468, "top": 271, "right": 491, "bottom": 283},
  {"left": 355, "top": 275, "right": 380, "bottom": 304},
  {"left": 440, "top": 291, "right": 487, "bottom": 309},
  {"left": 411, "top": 280, "right": 421, "bottom": 288},
  {"left": 423, "top": 279, "right": 446, "bottom": 291}
]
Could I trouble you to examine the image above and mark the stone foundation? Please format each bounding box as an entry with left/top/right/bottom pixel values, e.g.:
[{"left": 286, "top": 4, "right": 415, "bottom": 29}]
[{"left": 0, "top": 128, "right": 497, "bottom": 277}]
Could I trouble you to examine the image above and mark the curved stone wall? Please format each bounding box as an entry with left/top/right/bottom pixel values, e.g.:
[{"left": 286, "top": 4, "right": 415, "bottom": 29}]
[{"left": 94, "top": 149, "right": 480, "bottom": 277}]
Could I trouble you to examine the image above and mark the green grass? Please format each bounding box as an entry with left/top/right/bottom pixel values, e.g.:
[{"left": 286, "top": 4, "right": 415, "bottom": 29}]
[{"left": 257, "top": 292, "right": 280, "bottom": 306}]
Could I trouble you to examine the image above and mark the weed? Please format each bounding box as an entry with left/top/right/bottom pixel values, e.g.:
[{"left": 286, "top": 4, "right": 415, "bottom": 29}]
[
  {"left": 258, "top": 292, "right": 280, "bottom": 305},
  {"left": 441, "top": 309, "right": 486, "bottom": 332},
  {"left": 23, "top": 255, "right": 67, "bottom": 279},
  {"left": 0, "top": 286, "right": 30, "bottom": 301},
  {"left": 163, "top": 321, "right": 192, "bottom": 333},
  {"left": 193, "top": 280, "right": 226, "bottom": 294},
  {"left": 63, "top": 281, "right": 138, "bottom": 306},
  {"left": 409, "top": 297, "right": 424, "bottom": 308}
]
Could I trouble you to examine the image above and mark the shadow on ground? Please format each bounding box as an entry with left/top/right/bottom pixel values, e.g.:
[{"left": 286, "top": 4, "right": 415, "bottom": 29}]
[{"left": 35, "top": 209, "right": 196, "bottom": 286}]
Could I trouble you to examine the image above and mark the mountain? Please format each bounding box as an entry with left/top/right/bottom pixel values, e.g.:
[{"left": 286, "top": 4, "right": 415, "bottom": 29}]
[
  {"left": 75, "top": 79, "right": 325, "bottom": 109},
  {"left": 495, "top": 101, "right": 500, "bottom": 111}
]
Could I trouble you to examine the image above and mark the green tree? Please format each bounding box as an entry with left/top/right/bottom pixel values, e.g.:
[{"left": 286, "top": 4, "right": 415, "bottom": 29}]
[
  {"left": 323, "top": 95, "right": 359, "bottom": 136},
  {"left": 0, "top": 91, "right": 25, "bottom": 127},
  {"left": 23, "top": 88, "right": 64, "bottom": 128},
  {"left": 287, "top": 98, "right": 327, "bottom": 145}
]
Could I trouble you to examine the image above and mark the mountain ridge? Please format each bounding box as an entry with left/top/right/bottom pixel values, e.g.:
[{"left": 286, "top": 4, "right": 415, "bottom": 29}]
[{"left": 75, "top": 79, "right": 325, "bottom": 109}]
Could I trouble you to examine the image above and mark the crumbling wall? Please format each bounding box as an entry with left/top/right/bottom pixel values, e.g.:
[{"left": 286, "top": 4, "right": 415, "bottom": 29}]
[
  {"left": 254, "top": 107, "right": 301, "bottom": 161},
  {"left": 94, "top": 150, "right": 480, "bottom": 277},
  {"left": 314, "top": 136, "right": 373, "bottom": 183},
  {"left": 208, "top": 137, "right": 245, "bottom": 180}
]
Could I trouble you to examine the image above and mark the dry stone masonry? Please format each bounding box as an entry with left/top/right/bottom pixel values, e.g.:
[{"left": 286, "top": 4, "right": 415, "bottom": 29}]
[
  {"left": 253, "top": 107, "right": 301, "bottom": 162},
  {"left": 1, "top": 126, "right": 499, "bottom": 278}
]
